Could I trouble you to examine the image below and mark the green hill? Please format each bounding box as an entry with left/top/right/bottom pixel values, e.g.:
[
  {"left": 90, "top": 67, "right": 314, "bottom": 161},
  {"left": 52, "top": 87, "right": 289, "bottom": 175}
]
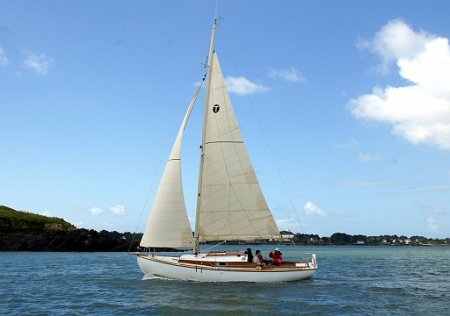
[
  {"left": 0, "top": 205, "right": 143, "bottom": 251},
  {"left": 0, "top": 205, "right": 75, "bottom": 231}
]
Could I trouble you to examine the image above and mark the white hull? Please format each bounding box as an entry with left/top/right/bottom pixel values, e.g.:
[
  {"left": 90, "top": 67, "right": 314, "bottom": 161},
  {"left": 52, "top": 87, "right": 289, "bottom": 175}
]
[{"left": 136, "top": 253, "right": 317, "bottom": 282}]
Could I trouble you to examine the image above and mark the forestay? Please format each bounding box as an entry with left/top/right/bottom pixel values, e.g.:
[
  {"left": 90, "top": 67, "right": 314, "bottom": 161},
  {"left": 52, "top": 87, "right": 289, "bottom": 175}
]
[{"left": 140, "top": 83, "right": 203, "bottom": 248}]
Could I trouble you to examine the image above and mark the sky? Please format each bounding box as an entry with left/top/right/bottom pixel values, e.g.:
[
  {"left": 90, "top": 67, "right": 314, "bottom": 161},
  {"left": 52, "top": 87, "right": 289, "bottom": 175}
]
[{"left": 1, "top": 1, "right": 449, "bottom": 238}]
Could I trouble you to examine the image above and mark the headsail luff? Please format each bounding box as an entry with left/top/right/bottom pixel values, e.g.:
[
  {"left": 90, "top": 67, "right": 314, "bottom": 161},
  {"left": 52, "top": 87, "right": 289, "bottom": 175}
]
[
  {"left": 136, "top": 20, "right": 318, "bottom": 282},
  {"left": 140, "top": 82, "right": 203, "bottom": 248},
  {"left": 196, "top": 52, "right": 280, "bottom": 241}
]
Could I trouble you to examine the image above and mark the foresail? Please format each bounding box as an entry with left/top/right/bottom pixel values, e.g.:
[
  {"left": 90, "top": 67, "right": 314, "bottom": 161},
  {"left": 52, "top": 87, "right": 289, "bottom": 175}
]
[
  {"left": 197, "top": 52, "right": 280, "bottom": 241},
  {"left": 140, "top": 83, "right": 203, "bottom": 248}
]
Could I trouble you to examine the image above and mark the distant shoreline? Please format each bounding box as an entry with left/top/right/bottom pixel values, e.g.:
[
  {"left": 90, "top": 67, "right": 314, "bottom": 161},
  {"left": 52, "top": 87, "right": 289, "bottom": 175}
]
[
  {"left": 1, "top": 232, "right": 448, "bottom": 252},
  {"left": 1, "top": 205, "right": 448, "bottom": 251}
]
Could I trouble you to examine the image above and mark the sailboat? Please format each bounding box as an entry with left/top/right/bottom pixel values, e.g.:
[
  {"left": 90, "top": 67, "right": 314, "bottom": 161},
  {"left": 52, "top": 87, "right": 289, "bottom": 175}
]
[{"left": 136, "top": 20, "right": 318, "bottom": 282}]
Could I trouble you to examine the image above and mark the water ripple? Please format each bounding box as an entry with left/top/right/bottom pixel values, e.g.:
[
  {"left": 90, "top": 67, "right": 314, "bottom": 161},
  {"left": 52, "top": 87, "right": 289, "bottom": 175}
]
[{"left": 0, "top": 246, "right": 449, "bottom": 315}]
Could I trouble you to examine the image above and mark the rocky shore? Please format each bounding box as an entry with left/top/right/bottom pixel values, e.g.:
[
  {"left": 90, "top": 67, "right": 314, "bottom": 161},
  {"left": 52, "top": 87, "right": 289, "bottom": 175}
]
[{"left": 0, "top": 205, "right": 141, "bottom": 252}]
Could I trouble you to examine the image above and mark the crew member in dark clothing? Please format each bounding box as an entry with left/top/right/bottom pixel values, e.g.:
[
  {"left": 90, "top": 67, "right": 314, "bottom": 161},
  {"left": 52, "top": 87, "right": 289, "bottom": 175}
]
[{"left": 244, "top": 248, "right": 253, "bottom": 262}]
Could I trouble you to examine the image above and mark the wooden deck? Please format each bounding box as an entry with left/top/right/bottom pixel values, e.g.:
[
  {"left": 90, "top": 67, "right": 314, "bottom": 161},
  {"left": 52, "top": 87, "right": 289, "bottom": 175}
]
[{"left": 177, "top": 259, "right": 310, "bottom": 271}]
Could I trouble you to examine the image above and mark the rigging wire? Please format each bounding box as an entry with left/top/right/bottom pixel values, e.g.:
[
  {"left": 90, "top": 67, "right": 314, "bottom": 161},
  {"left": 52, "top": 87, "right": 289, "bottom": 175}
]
[
  {"left": 128, "top": 75, "right": 205, "bottom": 253},
  {"left": 247, "top": 106, "right": 304, "bottom": 231},
  {"left": 214, "top": 0, "right": 219, "bottom": 21},
  {"left": 221, "top": 29, "right": 304, "bottom": 233},
  {"left": 128, "top": 121, "right": 179, "bottom": 253},
  {"left": 202, "top": 240, "right": 226, "bottom": 253}
]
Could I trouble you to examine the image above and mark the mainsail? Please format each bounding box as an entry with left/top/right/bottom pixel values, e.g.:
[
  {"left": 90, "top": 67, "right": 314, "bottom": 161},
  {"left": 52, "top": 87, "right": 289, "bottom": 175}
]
[
  {"left": 136, "top": 20, "right": 318, "bottom": 282},
  {"left": 196, "top": 52, "right": 280, "bottom": 241},
  {"left": 141, "top": 20, "right": 279, "bottom": 249},
  {"left": 140, "top": 83, "right": 203, "bottom": 248}
]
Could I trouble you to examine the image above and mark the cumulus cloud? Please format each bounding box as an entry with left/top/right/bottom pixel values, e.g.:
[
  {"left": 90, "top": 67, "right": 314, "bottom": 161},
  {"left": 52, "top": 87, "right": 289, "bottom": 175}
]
[
  {"left": 268, "top": 67, "right": 305, "bottom": 83},
  {"left": 304, "top": 202, "right": 327, "bottom": 217},
  {"left": 333, "top": 210, "right": 353, "bottom": 218},
  {"left": 101, "top": 222, "right": 118, "bottom": 231},
  {"left": 275, "top": 217, "right": 305, "bottom": 231},
  {"left": 334, "top": 138, "right": 359, "bottom": 150},
  {"left": 110, "top": 204, "right": 126, "bottom": 216},
  {"left": 339, "top": 180, "right": 389, "bottom": 187},
  {"left": 358, "top": 152, "right": 380, "bottom": 162},
  {"left": 427, "top": 216, "right": 439, "bottom": 231},
  {"left": 90, "top": 207, "right": 103, "bottom": 216},
  {"left": 357, "top": 19, "right": 431, "bottom": 75},
  {"left": 350, "top": 19, "right": 450, "bottom": 150},
  {"left": 430, "top": 205, "right": 447, "bottom": 214},
  {"left": 24, "top": 52, "right": 54, "bottom": 75},
  {"left": 225, "top": 76, "right": 268, "bottom": 95},
  {"left": 416, "top": 202, "right": 447, "bottom": 215},
  {"left": 0, "top": 47, "right": 8, "bottom": 66}
]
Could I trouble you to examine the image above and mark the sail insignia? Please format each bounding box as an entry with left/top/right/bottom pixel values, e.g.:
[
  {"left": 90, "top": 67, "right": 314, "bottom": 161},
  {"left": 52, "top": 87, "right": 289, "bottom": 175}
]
[
  {"left": 197, "top": 52, "right": 280, "bottom": 242},
  {"left": 140, "top": 23, "right": 279, "bottom": 248},
  {"left": 136, "top": 20, "right": 318, "bottom": 282}
]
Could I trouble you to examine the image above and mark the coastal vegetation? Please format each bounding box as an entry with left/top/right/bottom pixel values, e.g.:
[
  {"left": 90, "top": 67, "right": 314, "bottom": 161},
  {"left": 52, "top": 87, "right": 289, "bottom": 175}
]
[
  {"left": 284, "top": 231, "right": 449, "bottom": 246},
  {"left": 0, "top": 205, "right": 141, "bottom": 251},
  {"left": 0, "top": 205, "right": 75, "bottom": 231},
  {"left": 0, "top": 206, "right": 448, "bottom": 251}
]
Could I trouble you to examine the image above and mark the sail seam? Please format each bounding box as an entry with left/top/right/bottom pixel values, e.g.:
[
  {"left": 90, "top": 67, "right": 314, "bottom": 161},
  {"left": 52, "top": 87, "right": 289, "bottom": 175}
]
[{"left": 205, "top": 141, "right": 244, "bottom": 144}]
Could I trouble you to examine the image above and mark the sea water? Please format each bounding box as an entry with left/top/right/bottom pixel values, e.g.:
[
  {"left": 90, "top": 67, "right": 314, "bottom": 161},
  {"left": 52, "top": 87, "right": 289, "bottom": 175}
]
[{"left": 0, "top": 245, "right": 449, "bottom": 315}]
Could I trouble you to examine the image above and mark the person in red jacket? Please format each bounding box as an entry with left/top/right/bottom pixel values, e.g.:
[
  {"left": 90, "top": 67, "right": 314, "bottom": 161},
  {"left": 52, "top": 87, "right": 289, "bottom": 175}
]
[{"left": 269, "top": 248, "right": 283, "bottom": 266}]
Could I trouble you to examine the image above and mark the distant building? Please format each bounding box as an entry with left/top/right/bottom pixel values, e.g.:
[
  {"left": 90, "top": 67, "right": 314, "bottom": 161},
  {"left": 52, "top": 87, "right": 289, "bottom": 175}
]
[{"left": 281, "top": 234, "right": 294, "bottom": 241}]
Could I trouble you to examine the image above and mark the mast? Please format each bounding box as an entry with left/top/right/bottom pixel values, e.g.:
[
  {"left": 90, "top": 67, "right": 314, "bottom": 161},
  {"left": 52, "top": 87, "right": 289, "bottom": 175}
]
[{"left": 193, "top": 19, "right": 217, "bottom": 254}]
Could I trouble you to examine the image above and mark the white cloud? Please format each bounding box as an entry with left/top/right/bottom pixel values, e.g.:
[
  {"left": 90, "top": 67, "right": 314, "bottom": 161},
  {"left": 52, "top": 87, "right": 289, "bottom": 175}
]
[
  {"left": 350, "top": 20, "right": 450, "bottom": 150},
  {"left": 339, "top": 180, "right": 388, "bottom": 187},
  {"left": 110, "top": 204, "right": 126, "bottom": 216},
  {"left": 0, "top": 47, "right": 8, "bottom": 66},
  {"left": 304, "top": 202, "right": 327, "bottom": 217},
  {"left": 275, "top": 217, "right": 305, "bottom": 231},
  {"left": 24, "top": 52, "right": 54, "bottom": 75},
  {"left": 428, "top": 205, "right": 447, "bottom": 215},
  {"left": 101, "top": 222, "right": 118, "bottom": 231},
  {"left": 90, "top": 207, "right": 103, "bottom": 216},
  {"left": 357, "top": 19, "right": 431, "bottom": 75},
  {"left": 334, "top": 139, "right": 359, "bottom": 149},
  {"left": 268, "top": 67, "right": 305, "bottom": 83},
  {"left": 225, "top": 76, "right": 268, "bottom": 95},
  {"left": 358, "top": 152, "right": 380, "bottom": 162},
  {"left": 427, "top": 216, "right": 439, "bottom": 231},
  {"left": 333, "top": 210, "right": 353, "bottom": 218},
  {"left": 418, "top": 202, "right": 447, "bottom": 215}
]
